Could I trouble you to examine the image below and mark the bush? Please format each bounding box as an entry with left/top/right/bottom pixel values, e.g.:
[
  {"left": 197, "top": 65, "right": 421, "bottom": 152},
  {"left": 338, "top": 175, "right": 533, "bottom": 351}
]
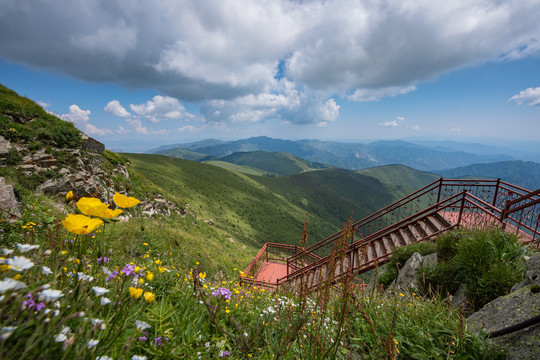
[{"left": 426, "top": 228, "right": 528, "bottom": 310}]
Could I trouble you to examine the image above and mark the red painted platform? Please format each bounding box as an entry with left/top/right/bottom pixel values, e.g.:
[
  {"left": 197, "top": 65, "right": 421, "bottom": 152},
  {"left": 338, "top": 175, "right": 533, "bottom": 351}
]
[{"left": 255, "top": 261, "right": 288, "bottom": 284}]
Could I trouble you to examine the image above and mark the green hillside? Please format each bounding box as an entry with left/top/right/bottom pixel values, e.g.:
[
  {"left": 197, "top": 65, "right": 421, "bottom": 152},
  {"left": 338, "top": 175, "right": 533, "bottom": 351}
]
[
  {"left": 155, "top": 147, "right": 211, "bottom": 161},
  {"left": 125, "top": 153, "right": 336, "bottom": 247},
  {"left": 204, "top": 160, "right": 275, "bottom": 176},
  {"left": 218, "top": 150, "right": 331, "bottom": 175},
  {"left": 357, "top": 164, "right": 440, "bottom": 192},
  {"left": 124, "top": 154, "right": 435, "bottom": 248}
]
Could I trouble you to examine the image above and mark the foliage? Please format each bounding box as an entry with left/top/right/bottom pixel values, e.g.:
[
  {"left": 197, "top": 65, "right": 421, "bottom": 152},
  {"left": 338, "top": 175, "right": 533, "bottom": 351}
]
[
  {"left": 422, "top": 228, "right": 529, "bottom": 310},
  {"left": 0, "top": 190, "right": 509, "bottom": 359},
  {"left": 0, "top": 84, "right": 81, "bottom": 149}
]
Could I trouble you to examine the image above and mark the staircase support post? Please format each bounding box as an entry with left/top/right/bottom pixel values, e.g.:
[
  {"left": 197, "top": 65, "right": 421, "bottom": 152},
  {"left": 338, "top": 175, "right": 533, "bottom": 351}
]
[{"left": 457, "top": 190, "right": 467, "bottom": 226}]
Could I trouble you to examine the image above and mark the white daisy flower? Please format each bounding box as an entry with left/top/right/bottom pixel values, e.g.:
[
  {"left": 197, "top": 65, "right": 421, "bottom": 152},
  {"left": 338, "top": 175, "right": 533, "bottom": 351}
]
[
  {"left": 78, "top": 272, "right": 95, "bottom": 282},
  {"left": 39, "top": 289, "right": 63, "bottom": 302},
  {"left": 42, "top": 266, "right": 53, "bottom": 275},
  {"left": 92, "top": 286, "right": 109, "bottom": 296},
  {"left": 135, "top": 320, "right": 151, "bottom": 331},
  {"left": 91, "top": 318, "right": 106, "bottom": 330},
  {"left": 87, "top": 339, "right": 99, "bottom": 349},
  {"left": 2, "top": 249, "right": 14, "bottom": 255},
  {"left": 0, "top": 326, "right": 17, "bottom": 341},
  {"left": 16, "top": 244, "right": 39, "bottom": 253},
  {"left": 100, "top": 297, "right": 111, "bottom": 305},
  {"left": 0, "top": 278, "right": 27, "bottom": 294},
  {"left": 131, "top": 356, "right": 147, "bottom": 360},
  {"left": 7, "top": 256, "right": 34, "bottom": 271}
]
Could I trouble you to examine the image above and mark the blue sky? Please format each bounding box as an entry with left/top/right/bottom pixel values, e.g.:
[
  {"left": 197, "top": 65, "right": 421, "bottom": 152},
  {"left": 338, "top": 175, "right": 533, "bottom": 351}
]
[{"left": 1, "top": 0, "right": 539, "bottom": 152}]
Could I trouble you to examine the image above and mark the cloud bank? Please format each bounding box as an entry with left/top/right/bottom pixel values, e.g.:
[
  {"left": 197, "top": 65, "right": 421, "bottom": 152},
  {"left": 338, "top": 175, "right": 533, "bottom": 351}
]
[
  {"left": 2, "top": 0, "right": 540, "bottom": 125},
  {"left": 509, "top": 87, "right": 540, "bottom": 106}
]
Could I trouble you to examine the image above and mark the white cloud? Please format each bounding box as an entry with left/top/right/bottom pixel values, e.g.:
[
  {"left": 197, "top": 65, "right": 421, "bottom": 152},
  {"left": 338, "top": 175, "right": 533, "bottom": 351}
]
[
  {"left": 61, "top": 105, "right": 112, "bottom": 136},
  {"left": 130, "top": 95, "right": 195, "bottom": 122},
  {"left": 105, "top": 100, "right": 131, "bottom": 117},
  {"left": 348, "top": 86, "right": 417, "bottom": 102},
  {"left": 178, "top": 125, "right": 199, "bottom": 133},
  {"left": 1, "top": 0, "right": 540, "bottom": 124},
  {"left": 509, "top": 87, "right": 540, "bottom": 106},
  {"left": 380, "top": 116, "right": 406, "bottom": 128}
]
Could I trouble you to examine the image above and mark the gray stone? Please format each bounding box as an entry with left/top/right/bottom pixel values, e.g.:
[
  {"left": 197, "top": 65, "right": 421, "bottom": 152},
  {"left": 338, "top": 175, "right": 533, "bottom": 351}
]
[
  {"left": 0, "top": 135, "right": 11, "bottom": 163},
  {"left": 387, "top": 252, "right": 424, "bottom": 293},
  {"left": 0, "top": 177, "right": 22, "bottom": 221},
  {"left": 512, "top": 253, "right": 540, "bottom": 292},
  {"left": 81, "top": 135, "right": 105, "bottom": 154},
  {"left": 467, "top": 254, "right": 540, "bottom": 360}
]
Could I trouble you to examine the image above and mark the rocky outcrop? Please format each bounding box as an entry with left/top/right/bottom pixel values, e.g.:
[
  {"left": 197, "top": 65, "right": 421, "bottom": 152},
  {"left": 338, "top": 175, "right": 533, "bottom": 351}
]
[
  {"left": 386, "top": 252, "right": 438, "bottom": 294},
  {"left": 467, "top": 253, "right": 540, "bottom": 360},
  {"left": 0, "top": 135, "right": 11, "bottom": 165},
  {"left": 0, "top": 176, "right": 22, "bottom": 221}
]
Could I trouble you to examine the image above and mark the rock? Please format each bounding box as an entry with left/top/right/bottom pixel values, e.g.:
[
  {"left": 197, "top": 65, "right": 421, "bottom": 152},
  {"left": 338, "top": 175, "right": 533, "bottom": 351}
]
[
  {"left": 511, "top": 253, "right": 540, "bottom": 292},
  {"left": 387, "top": 252, "right": 424, "bottom": 294},
  {"left": 467, "top": 254, "right": 540, "bottom": 360},
  {"left": 228, "top": 237, "right": 236, "bottom": 244},
  {"left": 449, "top": 284, "right": 473, "bottom": 313},
  {"left": 0, "top": 135, "right": 12, "bottom": 164},
  {"left": 0, "top": 177, "right": 22, "bottom": 221},
  {"left": 205, "top": 219, "right": 214, "bottom": 226},
  {"left": 81, "top": 135, "right": 105, "bottom": 154}
]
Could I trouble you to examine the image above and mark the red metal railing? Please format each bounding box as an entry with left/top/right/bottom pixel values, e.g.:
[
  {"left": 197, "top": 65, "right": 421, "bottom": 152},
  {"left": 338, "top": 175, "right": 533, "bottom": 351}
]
[
  {"left": 278, "top": 190, "right": 526, "bottom": 291},
  {"left": 286, "top": 178, "right": 532, "bottom": 270},
  {"left": 241, "top": 179, "right": 539, "bottom": 290}
]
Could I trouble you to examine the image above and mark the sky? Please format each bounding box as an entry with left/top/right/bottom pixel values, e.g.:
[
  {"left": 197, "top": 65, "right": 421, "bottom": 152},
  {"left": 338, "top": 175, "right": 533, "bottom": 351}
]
[{"left": 1, "top": 0, "right": 539, "bottom": 152}]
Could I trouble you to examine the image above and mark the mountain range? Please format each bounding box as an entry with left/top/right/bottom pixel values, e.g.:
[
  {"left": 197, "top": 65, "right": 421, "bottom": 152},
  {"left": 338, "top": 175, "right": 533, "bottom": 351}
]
[{"left": 149, "top": 136, "right": 530, "bottom": 171}]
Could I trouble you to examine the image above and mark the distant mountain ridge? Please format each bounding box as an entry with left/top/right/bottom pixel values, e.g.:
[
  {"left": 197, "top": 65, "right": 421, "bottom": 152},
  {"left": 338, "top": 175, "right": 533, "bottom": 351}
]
[{"left": 150, "top": 136, "right": 517, "bottom": 171}]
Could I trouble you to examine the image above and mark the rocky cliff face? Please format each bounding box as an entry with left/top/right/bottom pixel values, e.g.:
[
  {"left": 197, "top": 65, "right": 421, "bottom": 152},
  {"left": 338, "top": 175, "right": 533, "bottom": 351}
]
[{"left": 1, "top": 133, "right": 127, "bottom": 202}]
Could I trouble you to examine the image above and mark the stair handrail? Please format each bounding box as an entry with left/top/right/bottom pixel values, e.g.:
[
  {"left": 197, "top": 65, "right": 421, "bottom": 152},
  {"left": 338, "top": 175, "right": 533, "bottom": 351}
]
[
  {"left": 500, "top": 188, "right": 540, "bottom": 242},
  {"left": 279, "top": 190, "right": 510, "bottom": 289},
  {"left": 288, "top": 178, "right": 506, "bottom": 266}
]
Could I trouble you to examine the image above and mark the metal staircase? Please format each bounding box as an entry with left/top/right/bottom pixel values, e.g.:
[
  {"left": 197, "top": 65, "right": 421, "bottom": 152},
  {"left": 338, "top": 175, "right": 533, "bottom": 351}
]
[{"left": 240, "top": 179, "right": 540, "bottom": 292}]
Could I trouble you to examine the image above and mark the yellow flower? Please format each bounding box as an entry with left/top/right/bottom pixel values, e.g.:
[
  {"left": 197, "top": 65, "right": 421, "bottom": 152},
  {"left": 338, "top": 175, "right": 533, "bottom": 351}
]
[
  {"left": 76, "top": 197, "right": 123, "bottom": 219},
  {"left": 66, "top": 191, "right": 74, "bottom": 202},
  {"left": 129, "top": 287, "right": 143, "bottom": 299},
  {"left": 134, "top": 266, "right": 141, "bottom": 273},
  {"left": 146, "top": 271, "right": 154, "bottom": 281},
  {"left": 155, "top": 259, "right": 162, "bottom": 265},
  {"left": 143, "top": 243, "right": 148, "bottom": 246},
  {"left": 144, "top": 291, "right": 156, "bottom": 303},
  {"left": 13, "top": 274, "right": 21, "bottom": 280},
  {"left": 158, "top": 266, "right": 167, "bottom": 273},
  {"left": 113, "top": 192, "right": 141, "bottom": 208},
  {"left": 225, "top": 309, "right": 230, "bottom": 314},
  {"left": 0, "top": 264, "right": 11, "bottom": 272},
  {"left": 199, "top": 272, "right": 207, "bottom": 279},
  {"left": 138, "top": 278, "right": 144, "bottom": 285},
  {"left": 399, "top": 293, "right": 405, "bottom": 297},
  {"left": 62, "top": 214, "right": 103, "bottom": 234}
]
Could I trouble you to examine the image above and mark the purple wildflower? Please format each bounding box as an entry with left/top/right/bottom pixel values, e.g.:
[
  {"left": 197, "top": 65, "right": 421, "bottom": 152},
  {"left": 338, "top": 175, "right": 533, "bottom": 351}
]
[
  {"left": 153, "top": 337, "right": 163, "bottom": 346},
  {"left": 220, "top": 350, "right": 231, "bottom": 357},
  {"left": 138, "top": 336, "right": 148, "bottom": 341},
  {"left": 35, "top": 302, "right": 46, "bottom": 311},
  {"left": 211, "top": 287, "right": 232, "bottom": 300},
  {"left": 106, "top": 270, "right": 118, "bottom": 282},
  {"left": 121, "top": 264, "right": 135, "bottom": 276},
  {"left": 22, "top": 293, "right": 35, "bottom": 310},
  {"left": 97, "top": 256, "right": 109, "bottom": 265}
]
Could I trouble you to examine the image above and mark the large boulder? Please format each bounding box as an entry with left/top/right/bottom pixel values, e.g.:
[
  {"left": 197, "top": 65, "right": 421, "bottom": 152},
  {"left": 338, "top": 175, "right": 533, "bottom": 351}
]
[
  {"left": 0, "top": 177, "right": 22, "bottom": 221},
  {"left": 386, "top": 252, "right": 438, "bottom": 294},
  {"left": 467, "top": 253, "right": 540, "bottom": 360}
]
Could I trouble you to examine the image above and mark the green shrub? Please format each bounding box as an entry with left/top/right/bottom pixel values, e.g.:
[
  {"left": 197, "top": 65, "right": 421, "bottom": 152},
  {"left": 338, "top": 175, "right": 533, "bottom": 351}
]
[{"left": 426, "top": 228, "right": 528, "bottom": 310}]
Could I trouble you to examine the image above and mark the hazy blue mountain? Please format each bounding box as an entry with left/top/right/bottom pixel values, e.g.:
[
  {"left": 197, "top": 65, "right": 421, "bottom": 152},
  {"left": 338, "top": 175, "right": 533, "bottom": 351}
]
[
  {"left": 152, "top": 136, "right": 518, "bottom": 171},
  {"left": 434, "top": 160, "right": 540, "bottom": 191}
]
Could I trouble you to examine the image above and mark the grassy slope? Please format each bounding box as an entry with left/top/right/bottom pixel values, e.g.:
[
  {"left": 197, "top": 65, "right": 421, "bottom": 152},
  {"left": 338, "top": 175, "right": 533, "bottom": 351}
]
[
  {"left": 218, "top": 150, "right": 331, "bottom": 175},
  {"left": 124, "top": 153, "right": 324, "bottom": 247},
  {"left": 356, "top": 164, "right": 440, "bottom": 193},
  {"left": 125, "top": 154, "right": 429, "bottom": 248},
  {"left": 155, "top": 147, "right": 210, "bottom": 161},
  {"left": 204, "top": 160, "right": 275, "bottom": 176}
]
